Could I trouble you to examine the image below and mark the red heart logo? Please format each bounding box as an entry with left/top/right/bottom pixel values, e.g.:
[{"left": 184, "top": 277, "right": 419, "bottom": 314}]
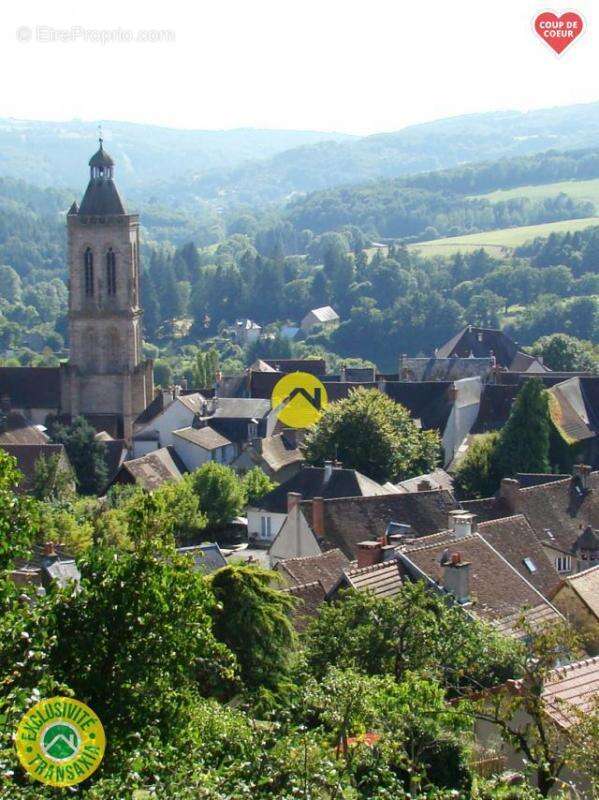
[{"left": 534, "top": 11, "right": 584, "bottom": 54}]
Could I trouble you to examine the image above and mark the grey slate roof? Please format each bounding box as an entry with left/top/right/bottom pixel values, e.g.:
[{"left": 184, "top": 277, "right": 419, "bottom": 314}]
[
  {"left": 79, "top": 177, "right": 126, "bottom": 216},
  {"left": 255, "top": 465, "right": 392, "bottom": 514},
  {"left": 173, "top": 426, "right": 231, "bottom": 450},
  {"left": 119, "top": 446, "right": 185, "bottom": 490},
  {"left": 0, "top": 367, "right": 61, "bottom": 409}
]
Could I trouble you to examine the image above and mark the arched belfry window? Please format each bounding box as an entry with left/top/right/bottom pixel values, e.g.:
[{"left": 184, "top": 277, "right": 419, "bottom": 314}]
[
  {"left": 84, "top": 248, "right": 94, "bottom": 296},
  {"left": 106, "top": 248, "right": 117, "bottom": 296}
]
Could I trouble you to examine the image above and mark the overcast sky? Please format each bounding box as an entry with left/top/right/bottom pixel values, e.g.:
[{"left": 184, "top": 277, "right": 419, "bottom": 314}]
[{"left": 1, "top": 0, "right": 597, "bottom": 135}]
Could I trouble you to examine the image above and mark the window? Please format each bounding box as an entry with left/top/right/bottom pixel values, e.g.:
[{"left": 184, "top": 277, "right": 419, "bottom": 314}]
[
  {"left": 555, "top": 555, "right": 571, "bottom": 574},
  {"left": 260, "top": 516, "right": 272, "bottom": 540},
  {"left": 84, "top": 248, "right": 94, "bottom": 296},
  {"left": 106, "top": 248, "right": 116, "bottom": 296},
  {"left": 523, "top": 557, "right": 537, "bottom": 573}
]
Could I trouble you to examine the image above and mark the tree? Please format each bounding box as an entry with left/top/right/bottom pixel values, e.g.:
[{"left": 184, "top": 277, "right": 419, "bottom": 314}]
[
  {"left": 242, "top": 467, "right": 276, "bottom": 506},
  {"left": 303, "top": 387, "right": 441, "bottom": 483},
  {"left": 0, "top": 450, "right": 36, "bottom": 570},
  {"left": 0, "top": 264, "right": 22, "bottom": 303},
  {"left": 472, "top": 620, "right": 584, "bottom": 797},
  {"left": 530, "top": 333, "right": 598, "bottom": 373},
  {"left": 153, "top": 359, "right": 173, "bottom": 387},
  {"left": 453, "top": 432, "right": 501, "bottom": 499},
  {"left": 31, "top": 453, "right": 75, "bottom": 501},
  {"left": 209, "top": 564, "right": 296, "bottom": 692},
  {"left": 49, "top": 416, "right": 108, "bottom": 495},
  {"left": 493, "top": 379, "right": 551, "bottom": 479},
  {"left": 190, "top": 462, "right": 246, "bottom": 530}
]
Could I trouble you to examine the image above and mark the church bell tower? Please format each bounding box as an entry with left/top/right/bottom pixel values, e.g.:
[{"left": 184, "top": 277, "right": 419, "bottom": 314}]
[{"left": 60, "top": 139, "right": 154, "bottom": 441}]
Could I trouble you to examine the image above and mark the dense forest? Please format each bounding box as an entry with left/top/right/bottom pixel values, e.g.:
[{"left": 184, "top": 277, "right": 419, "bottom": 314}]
[{"left": 1, "top": 141, "right": 598, "bottom": 375}]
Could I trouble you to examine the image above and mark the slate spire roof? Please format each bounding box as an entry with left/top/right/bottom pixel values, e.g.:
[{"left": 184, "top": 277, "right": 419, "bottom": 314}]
[{"left": 78, "top": 139, "right": 126, "bottom": 216}]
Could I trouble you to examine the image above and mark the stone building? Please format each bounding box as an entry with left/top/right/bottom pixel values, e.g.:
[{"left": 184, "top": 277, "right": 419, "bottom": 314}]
[{"left": 59, "top": 140, "right": 153, "bottom": 441}]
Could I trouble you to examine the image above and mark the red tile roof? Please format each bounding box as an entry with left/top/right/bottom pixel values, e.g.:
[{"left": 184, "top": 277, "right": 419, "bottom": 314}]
[{"left": 542, "top": 656, "right": 599, "bottom": 728}]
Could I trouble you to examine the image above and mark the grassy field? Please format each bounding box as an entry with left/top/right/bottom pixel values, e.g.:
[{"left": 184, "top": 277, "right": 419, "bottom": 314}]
[
  {"left": 472, "top": 177, "right": 599, "bottom": 207},
  {"left": 407, "top": 216, "right": 599, "bottom": 259}
]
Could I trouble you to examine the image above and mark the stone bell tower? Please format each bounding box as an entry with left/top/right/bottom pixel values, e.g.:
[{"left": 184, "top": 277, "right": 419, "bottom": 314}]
[{"left": 60, "top": 139, "right": 154, "bottom": 441}]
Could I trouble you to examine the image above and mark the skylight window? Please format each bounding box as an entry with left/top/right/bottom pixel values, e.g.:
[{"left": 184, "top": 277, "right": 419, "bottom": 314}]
[{"left": 523, "top": 557, "right": 537, "bottom": 573}]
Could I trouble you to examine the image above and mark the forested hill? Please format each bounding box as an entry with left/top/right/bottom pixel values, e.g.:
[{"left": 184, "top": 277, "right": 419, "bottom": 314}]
[
  {"left": 6, "top": 102, "right": 599, "bottom": 207},
  {"left": 160, "top": 102, "right": 599, "bottom": 205},
  {"left": 0, "top": 119, "right": 354, "bottom": 192}
]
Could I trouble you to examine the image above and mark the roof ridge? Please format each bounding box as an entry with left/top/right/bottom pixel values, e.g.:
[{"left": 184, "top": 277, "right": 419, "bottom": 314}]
[
  {"left": 567, "top": 563, "right": 599, "bottom": 579},
  {"left": 551, "top": 654, "right": 599, "bottom": 679},
  {"left": 347, "top": 559, "right": 399, "bottom": 576},
  {"left": 403, "top": 533, "right": 477, "bottom": 553},
  {"left": 280, "top": 548, "right": 341, "bottom": 565},
  {"left": 285, "top": 580, "right": 324, "bottom": 593},
  {"left": 477, "top": 513, "right": 528, "bottom": 528}
]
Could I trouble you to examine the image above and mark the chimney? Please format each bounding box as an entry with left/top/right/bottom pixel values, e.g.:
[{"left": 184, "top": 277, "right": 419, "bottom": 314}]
[
  {"left": 500, "top": 478, "right": 521, "bottom": 513},
  {"left": 161, "top": 388, "right": 174, "bottom": 406},
  {"left": 43, "top": 541, "right": 57, "bottom": 557},
  {"left": 454, "top": 513, "right": 476, "bottom": 540},
  {"left": 356, "top": 541, "right": 383, "bottom": 569},
  {"left": 340, "top": 365, "right": 347, "bottom": 382},
  {"left": 287, "top": 492, "right": 302, "bottom": 514},
  {"left": 323, "top": 460, "right": 334, "bottom": 483},
  {"left": 442, "top": 553, "right": 471, "bottom": 603},
  {"left": 417, "top": 479, "right": 432, "bottom": 492},
  {"left": 312, "top": 496, "right": 324, "bottom": 537},
  {"left": 381, "top": 544, "right": 398, "bottom": 562},
  {"left": 573, "top": 464, "right": 592, "bottom": 493},
  {"left": 448, "top": 509, "right": 464, "bottom": 531}
]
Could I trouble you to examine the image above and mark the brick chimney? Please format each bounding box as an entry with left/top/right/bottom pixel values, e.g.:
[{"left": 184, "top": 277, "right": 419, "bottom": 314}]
[
  {"left": 287, "top": 492, "right": 302, "bottom": 514},
  {"left": 500, "top": 478, "right": 521, "bottom": 513},
  {"left": 442, "top": 552, "right": 471, "bottom": 604},
  {"left": 356, "top": 541, "right": 383, "bottom": 569},
  {"left": 312, "top": 496, "right": 324, "bottom": 537},
  {"left": 417, "top": 479, "right": 432, "bottom": 492}
]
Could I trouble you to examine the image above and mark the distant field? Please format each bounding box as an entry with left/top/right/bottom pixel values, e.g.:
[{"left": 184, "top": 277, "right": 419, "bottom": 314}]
[
  {"left": 408, "top": 216, "right": 599, "bottom": 259},
  {"left": 472, "top": 177, "right": 599, "bottom": 207}
]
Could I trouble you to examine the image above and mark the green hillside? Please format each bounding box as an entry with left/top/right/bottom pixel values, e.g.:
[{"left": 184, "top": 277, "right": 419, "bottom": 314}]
[
  {"left": 473, "top": 177, "right": 599, "bottom": 206},
  {"left": 408, "top": 216, "right": 599, "bottom": 258}
]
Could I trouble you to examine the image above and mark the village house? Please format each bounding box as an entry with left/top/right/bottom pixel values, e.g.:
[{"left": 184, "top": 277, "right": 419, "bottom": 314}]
[
  {"left": 550, "top": 565, "right": 599, "bottom": 655},
  {"left": 300, "top": 306, "right": 339, "bottom": 334},
  {"left": 232, "top": 429, "right": 304, "bottom": 482},
  {"left": 249, "top": 461, "right": 394, "bottom": 547}
]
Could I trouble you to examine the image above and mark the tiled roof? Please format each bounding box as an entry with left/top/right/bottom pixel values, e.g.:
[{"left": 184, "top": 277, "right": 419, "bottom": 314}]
[
  {"left": 399, "top": 357, "right": 492, "bottom": 382},
  {"left": 211, "top": 397, "right": 271, "bottom": 419},
  {"left": 399, "top": 532, "right": 562, "bottom": 626},
  {"left": 256, "top": 466, "right": 392, "bottom": 514},
  {"left": 559, "top": 564, "right": 599, "bottom": 618},
  {"left": 549, "top": 377, "right": 599, "bottom": 443},
  {"left": 383, "top": 381, "right": 455, "bottom": 431},
  {"left": 0, "top": 411, "right": 48, "bottom": 444},
  {"left": 515, "top": 473, "right": 569, "bottom": 488},
  {"left": 178, "top": 393, "right": 207, "bottom": 414},
  {"left": 0, "top": 367, "right": 61, "bottom": 409},
  {"left": 259, "top": 433, "right": 304, "bottom": 473},
  {"left": 173, "top": 426, "right": 231, "bottom": 450},
  {"left": 275, "top": 549, "right": 350, "bottom": 593},
  {"left": 98, "top": 439, "right": 128, "bottom": 487},
  {"left": 507, "top": 472, "right": 599, "bottom": 554},
  {"left": 437, "top": 326, "right": 519, "bottom": 368},
  {"left": 79, "top": 176, "right": 126, "bottom": 216},
  {"left": 135, "top": 393, "right": 167, "bottom": 426},
  {"left": 395, "top": 468, "right": 454, "bottom": 494},
  {"left": 460, "top": 496, "right": 512, "bottom": 522},
  {"left": 542, "top": 656, "right": 599, "bottom": 728},
  {"left": 177, "top": 543, "right": 227, "bottom": 573},
  {"left": 0, "top": 443, "right": 71, "bottom": 493},
  {"left": 472, "top": 385, "right": 520, "bottom": 433},
  {"left": 304, "top": 490, "right": 459, "bottom": 559},
  {"left": 120, "top": 446, "right": 185, "bottom": 490},
  {"left": 285, "top": 581, "right": 327, "bottom": 632},
  {"left": 263, "top": 358, "right": 327, "bottom": 375},
  {"left": 345, "top": 559, "right": 404, "bottom": 598},
  {"left": 477, "top": 515, "right": 561, "bottom": 599}
]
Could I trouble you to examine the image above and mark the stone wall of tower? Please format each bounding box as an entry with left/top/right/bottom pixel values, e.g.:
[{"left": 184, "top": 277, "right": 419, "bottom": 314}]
[{"left": 60, "top": 160, "right": 153, "bottom": 443}]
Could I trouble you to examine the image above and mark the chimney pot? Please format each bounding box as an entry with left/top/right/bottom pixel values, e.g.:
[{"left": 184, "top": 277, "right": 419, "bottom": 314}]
[
  {"left": 43, "top": 542, "right": 56, "bottom": 557},
  {"left": 287, "top": 492, "right": 302, "bottom": 514},
  {"left": 417, "top": 479, "right": 431, "bottom": 492},
  {"left": 454, "top": 512, "right": 476, "bottom": 539}
]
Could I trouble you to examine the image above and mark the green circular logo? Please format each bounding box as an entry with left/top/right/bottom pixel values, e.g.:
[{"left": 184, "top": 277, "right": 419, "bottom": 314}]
[{"left": 41, "top": 722, "right": 81, "bottom": 761}]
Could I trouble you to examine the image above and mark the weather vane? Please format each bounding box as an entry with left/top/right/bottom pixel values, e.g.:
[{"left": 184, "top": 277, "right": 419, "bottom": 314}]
[{"left": 98, "top": 123, "right": 103, "bottom": 147}]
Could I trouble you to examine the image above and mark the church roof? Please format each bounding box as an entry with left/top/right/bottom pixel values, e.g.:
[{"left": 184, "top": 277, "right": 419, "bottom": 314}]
[
  {"left": 79, "top": 178, "right": 126, "bottom": 216},
  {"left": 89, "top": 142, "right": 115, "bottom": 168}
]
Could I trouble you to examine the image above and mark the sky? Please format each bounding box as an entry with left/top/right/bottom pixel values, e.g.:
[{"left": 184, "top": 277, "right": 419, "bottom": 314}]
[{"left": 1, "top": 0, "right": 598, "bottom": 136}]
